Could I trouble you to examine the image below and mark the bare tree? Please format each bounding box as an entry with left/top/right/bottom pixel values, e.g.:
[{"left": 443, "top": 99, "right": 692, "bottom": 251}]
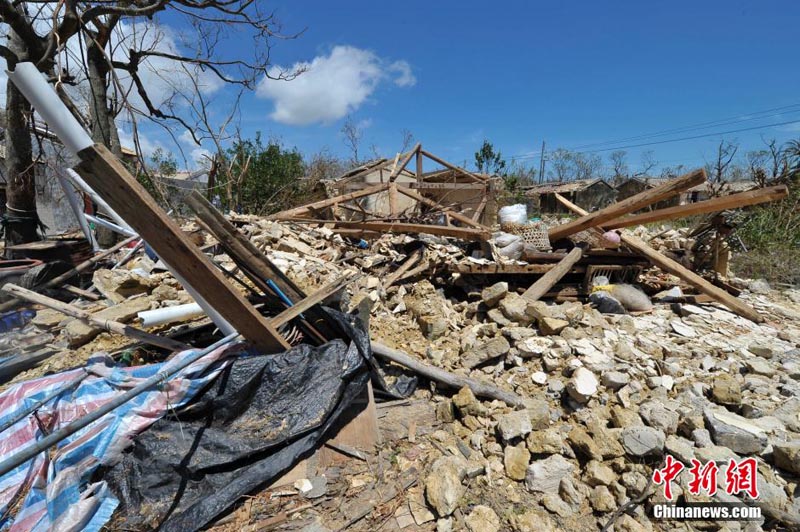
[
  {"left": 609, "top": 150, "right": 628, "bottom": 183},
  {"left": 763, "top": 137, "right": 790, "bottom": 180},
  {"left": 399, "top": 128, "right": 414, "bottom": 152},
  {"left": 634, "top": 150, "right": 658, "bottom": 177},
  {"left": 341, "top": 116, "right": 363, "bottom": 165},
  {"left": 745, "top": 149, "right": 769, "bottom": 187},
  {"left": 572, "top": 152, "right": 602, "bottom": 181},
  {"left": 705, "top": 139, "right": 739, "bottom": 196},
  {"left": 0, "top": 0, "right": 301, "bottom": 246},
  {"left": 548, "top": 148, "right": 571, "bottom": 182}
]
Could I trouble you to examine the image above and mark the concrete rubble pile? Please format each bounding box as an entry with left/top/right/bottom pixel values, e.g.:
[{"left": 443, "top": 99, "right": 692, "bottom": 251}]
[
  {"left": 0, "top": 150, "right": 796, "bottom": 531},
  {"left": 3, "top": 208, "right": 798, "bottom": 531}
]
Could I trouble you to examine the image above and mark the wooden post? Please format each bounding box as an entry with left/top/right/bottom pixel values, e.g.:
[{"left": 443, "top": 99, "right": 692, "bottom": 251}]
[
  {"left": 548, "top": 169, "right": 706, "bottom": 241},
  {"left": 3, "top": 283, "right": 189, "bottom": 352},
  {"left": 602, "top": 185, "right": 789, "bottom": 230},
  {"left": 75, "top": 144, "right": 289, "bottom": 353},
  {"left": 522, "top": 247, "right": 583, "bottom": 302},
  {"left": 388, "top": 182, "right": 399, "bottom": 216},
  {"left": 554, "top": 193, "right": 763, "bottom": 323}
]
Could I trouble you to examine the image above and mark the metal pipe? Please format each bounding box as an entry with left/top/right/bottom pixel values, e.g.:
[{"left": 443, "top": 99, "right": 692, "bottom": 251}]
[
  {"left": 84, "top": 214, "right": 137, "bottom": 238},
  {"left": 0, "top": 332, "right": 240, "bottom": 478},
  {"left": 54, "top": 171, "right": 98, "bottom": 251},
  {"left": 66, "top": 169, "right": 133, "bottom": 232}
]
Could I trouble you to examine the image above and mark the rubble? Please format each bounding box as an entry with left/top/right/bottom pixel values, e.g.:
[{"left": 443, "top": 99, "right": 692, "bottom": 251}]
[{"left": 0, "top": 149, "right": 797, "bottom": 532}]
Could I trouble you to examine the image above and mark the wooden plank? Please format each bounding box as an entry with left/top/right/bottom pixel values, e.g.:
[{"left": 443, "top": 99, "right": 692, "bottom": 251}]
[
  {"left": 327, "top": 221, "right": 490, "bottom": 241},
  {"left": 270, "top": 273, "right": 357, "bottom": 328},
  {"left": 548, "top": 169, "right": 707, "bottom": 241},
  {"left": 395, "top": 185, "right": 489, "bottom": 230},
  {"left": 318, "top": 382, "right": 380, "bottom": 465},
  {"left": 2, "top": 283, "right": 189, "bottom": 352},
  {"left": 420, "top": 149, "right": 486, "bottom": 182},
  {"left": 75, "top": 144, "right": 289, "bottom": 353},
  {"left": 382, "top": 248, "right": 423, "bottom": 289},
  {"left": 416, "top": 150, "right": 423, "bottom": 180},
  {"left": 554, "top": 193, "right": 763, "bottom": 323},
  {"left": 522, "top": 247, "right": 584, "bottom": 302},
  {"left": 270, "top": 182, "right": 390, "bottom": 220},
  {"left": 603, "top": 185, "right": 789, "bottom": 229},
  {"left": 185, "top": 191, "right": 341, "bottom": 341},
  {"left": 389, "top": 143, "right": 421, "bottom": 182}
]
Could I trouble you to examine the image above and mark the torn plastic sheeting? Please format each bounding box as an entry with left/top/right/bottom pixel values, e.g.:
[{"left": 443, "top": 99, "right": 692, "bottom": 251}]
[
  {"left": 0, "top": 344, "right": 233, "bottom": 532},
  {"left": 104, "top": 311, "right": 373, "bottom": 531}
]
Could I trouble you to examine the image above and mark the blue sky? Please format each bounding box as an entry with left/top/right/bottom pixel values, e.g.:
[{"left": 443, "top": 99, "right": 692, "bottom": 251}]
[{"left": 156, "top": 0, "right": 800, "bottom": 174}]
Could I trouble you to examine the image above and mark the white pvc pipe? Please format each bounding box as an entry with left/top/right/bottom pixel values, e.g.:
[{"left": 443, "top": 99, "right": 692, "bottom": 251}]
[
  {"left": 137, "top": 303, "right": 204, "bottom": 328},
  {"left": 66, "top": 169, "right": 133, "bottom": 232},
  {"left": 6, "top": 63, "right": 93, "bottom": 156},
  {"left": 55, "top": 171, "right": 98, "bottom": 251},
  {"left": 7, "top": 62, "right": 236, "bottom": 337},
  {"left": 85, "top": 214, "right": 137, "bottom": 238}
]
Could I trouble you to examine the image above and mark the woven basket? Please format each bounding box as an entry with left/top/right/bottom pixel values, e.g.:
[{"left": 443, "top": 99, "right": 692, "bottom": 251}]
[{"left": 500, "top": 221, "right": 551, "bottom": 251}]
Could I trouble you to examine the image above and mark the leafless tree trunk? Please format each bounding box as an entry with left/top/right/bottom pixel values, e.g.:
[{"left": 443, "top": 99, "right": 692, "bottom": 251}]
[{"left": 2, "top": 26, "right": 40, "bottom": 250}]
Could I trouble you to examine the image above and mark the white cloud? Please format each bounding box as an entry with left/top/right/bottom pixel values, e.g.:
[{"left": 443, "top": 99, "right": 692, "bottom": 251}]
[
  {"left": 388, "top": 60, "right": 416, "bottom": 87},
  {"left": 256, "top": 45, "right": 415, "bottom": 126}
]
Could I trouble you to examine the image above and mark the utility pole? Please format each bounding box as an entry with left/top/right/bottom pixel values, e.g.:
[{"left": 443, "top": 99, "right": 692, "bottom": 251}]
[{"left": 538, "top": 140, "right": 546, "bottom": 183}]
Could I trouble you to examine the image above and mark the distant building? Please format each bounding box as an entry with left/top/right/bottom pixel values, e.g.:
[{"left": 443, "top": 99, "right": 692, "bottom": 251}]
[
  {"left": 615, "top": 177, "right": 680, "bottom": 211},
  {"left": 523, "top": 178, "right": 617, "bottom": 214}
]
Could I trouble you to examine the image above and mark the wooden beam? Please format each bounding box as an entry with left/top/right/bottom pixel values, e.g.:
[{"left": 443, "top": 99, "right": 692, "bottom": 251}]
[
  {"left": 371, "top": 342, "right": 525, "bottom": 407},
  {"left": 185, "top": 191, "right": 341, "bottom": 341},
  {"left": 554, "top": 193, "right": 763, "bottom": 323},
  {"left": 326, "top": 220, "right": 490, "bottom": 241},
  {"left": 522, "top": 247, "right": 584, "bottom": 302},
  {"left": 416, "top": 149, "right": 423, "bottom": 180},
  {"left": 382, "top": 248, "right": 423, "bottom": 289},
  {"left": 472, "top": 194, "right": 488, "bottom": 222},
  {"left": 603, "top": 185, "right": 789, "bottom": 229},
  {"left": 270, "top": 182, "right": 390, "bottom": 220},
  {"left": 548, "top": 169, "right": 706, "bottom": 241},
  {"left": 395, "top": 185, "right": 489, "bottom": 230},
  {"left": 345, "top": 182, "right": 487, "bottom": 191},
  {"left": 420, "top": 149, "right": 486, "bottom": 183},
  {"left": 389, "top": 143, "right": 421, "bottom": 181},
  {"left": 0, "top": 235, "right": 138, "bottom": 314},
  {"left": 2, "top": 283, "right": 189, "bottom": 352},
  {"left": 75, "top": 144, "right": 289, "bottom": 353},
  {"left": 388, "top": 182, "right": 399, "bottom": 215}
]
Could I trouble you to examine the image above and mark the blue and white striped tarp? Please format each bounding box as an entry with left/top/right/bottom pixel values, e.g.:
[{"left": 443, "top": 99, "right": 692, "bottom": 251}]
[{"left": 0, "top": 345, "right": 233, "bottom": 531}]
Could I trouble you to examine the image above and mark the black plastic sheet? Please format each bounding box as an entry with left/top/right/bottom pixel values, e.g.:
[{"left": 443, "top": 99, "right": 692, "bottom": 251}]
[{"left": 104, "top": 312, "right": 372, "bottom": 531}]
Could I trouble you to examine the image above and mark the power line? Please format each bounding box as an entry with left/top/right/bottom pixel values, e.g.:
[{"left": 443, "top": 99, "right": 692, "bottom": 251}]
[
  {"left": 568, "top": 103, "right": 800, "bottom": 151},
  {"left": 511, "top": 117, "right": 800, "bottom": 162}
]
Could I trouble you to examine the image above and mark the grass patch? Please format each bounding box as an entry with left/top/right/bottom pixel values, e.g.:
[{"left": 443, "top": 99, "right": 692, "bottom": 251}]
[{"left": 731, "top": 247, "right": 800, "bottom": 286}]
